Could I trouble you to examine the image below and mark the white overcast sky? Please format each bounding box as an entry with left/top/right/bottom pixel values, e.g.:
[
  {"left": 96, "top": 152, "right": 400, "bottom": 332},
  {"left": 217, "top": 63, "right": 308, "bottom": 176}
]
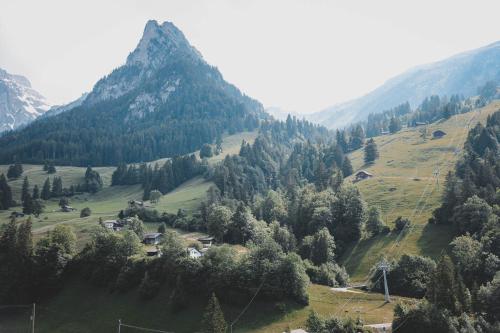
[{"left": 1, "top": 0, "right": 499, "bottom": 113}]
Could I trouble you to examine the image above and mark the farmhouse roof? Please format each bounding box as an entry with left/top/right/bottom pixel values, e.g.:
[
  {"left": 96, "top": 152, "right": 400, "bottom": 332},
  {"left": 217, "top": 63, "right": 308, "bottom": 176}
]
[
  {"left": 198, "top": 236, "right": 215, "bottom": 241},
  {"left": 144, "top": 233, "right": 162, "bottom": 239}
]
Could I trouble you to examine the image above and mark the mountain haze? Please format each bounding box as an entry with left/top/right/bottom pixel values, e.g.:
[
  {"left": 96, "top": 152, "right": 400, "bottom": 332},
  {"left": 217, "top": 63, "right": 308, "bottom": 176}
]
[
  {"left": 0, "top": 20, "right": 265, "bottom": 166},
  {"left": 310, "top": 41, "right": 500, "bottom": 128},
  {"left": 0, "top": 68, "right": 50, "bottom": 132}
]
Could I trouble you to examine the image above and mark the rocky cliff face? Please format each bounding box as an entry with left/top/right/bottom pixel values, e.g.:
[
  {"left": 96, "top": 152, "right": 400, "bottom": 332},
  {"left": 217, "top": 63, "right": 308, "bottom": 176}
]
[{"left": 0, "top": 68, "right": 50, "bottom": 131}]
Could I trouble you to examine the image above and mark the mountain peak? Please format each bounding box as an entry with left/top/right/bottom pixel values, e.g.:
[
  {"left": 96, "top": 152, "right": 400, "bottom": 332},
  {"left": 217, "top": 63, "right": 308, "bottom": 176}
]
[
  {"left": 126, "top": 20, "right": 198, "bottom": 67},
  {"left": 0, "top": 68, "right": 50, "bottom": 131},
  {"left": 0, "top": 21, "right": 264, "bottom": 165}
]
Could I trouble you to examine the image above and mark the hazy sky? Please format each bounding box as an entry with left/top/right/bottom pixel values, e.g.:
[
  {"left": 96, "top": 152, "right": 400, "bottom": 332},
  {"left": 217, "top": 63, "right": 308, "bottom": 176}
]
[{"left": 1, "top": 0, "right": 499, "bottom": 113}]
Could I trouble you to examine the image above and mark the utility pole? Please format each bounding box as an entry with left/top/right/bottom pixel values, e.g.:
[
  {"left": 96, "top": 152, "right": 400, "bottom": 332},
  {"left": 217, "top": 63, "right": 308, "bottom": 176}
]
[
  {"left": 31, "top": 303, "right": 35, "bottom": 333},
  {"left": 434, "top": 167, "right": 440, "bottom": 189},
  {"left": 378, "top": 260, "right": 391, "bottom": 303}
]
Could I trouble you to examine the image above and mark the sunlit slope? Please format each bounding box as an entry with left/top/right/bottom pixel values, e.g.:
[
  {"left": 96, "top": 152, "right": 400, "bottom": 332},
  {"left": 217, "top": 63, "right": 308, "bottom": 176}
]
[{"left": 343, "top": 100, "right": 500, "bottom": 281}]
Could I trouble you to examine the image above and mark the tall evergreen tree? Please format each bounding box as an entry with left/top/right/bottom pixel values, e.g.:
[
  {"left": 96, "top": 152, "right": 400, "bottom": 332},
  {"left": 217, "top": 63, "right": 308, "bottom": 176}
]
[
  {"left": 342, "top": 156, "right": 353, "bottom": 177},
  {"left": 202, "top": 293, "right": 227, "bottom": 333},
  {"left": 336, "top": 130, "right": 349, "bottom": 153},
  {"left": 314, "top": 160, "right": 329, "bottom": 191},
  {"left": 0, "top": 174, "right": 13, "bottom": 210},
  {"left": 32, "top": 185, "right": 40, "bottom": 200},
  {"left": 426, "top": 255, "right": 470, "bottom": 315},
  {"left": 21, "top": 176, "right": 30, "bottom": 204},
  {"left": 47, "top": 161, "right": 56, "bottom": 174},
  {"left": 389, "top": 117, "right": 402, "bottom": 133},
  {"left": 364, "top": 138, "right": 379, "bottom": 164},
  {"left": 51, "top": 177, "right": 63, "bottom": 197},
  {"left": 22, "top": 193, "right": 34, "bottom": 215},
  {"left": 41, "top": 178, "right": 51, "bottom": 200}
]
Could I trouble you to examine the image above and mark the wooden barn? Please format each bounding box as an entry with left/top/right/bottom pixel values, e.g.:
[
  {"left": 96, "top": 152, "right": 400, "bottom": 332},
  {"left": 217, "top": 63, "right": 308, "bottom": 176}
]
[
  {"left": 355, "top": 170, "right": 373, "bottom": 182},
  {"left": 433, "top": 130, "right": 446, "bottom": 138}
]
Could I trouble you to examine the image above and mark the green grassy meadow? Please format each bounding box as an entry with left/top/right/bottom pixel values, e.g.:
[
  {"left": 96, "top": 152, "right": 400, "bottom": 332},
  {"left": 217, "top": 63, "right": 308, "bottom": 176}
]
[
  {"left": 342, "top": 100, "right": 500, "bottom": 281},
  {"left": 0, "top": 130, "right": 257, "bottom": 248}
]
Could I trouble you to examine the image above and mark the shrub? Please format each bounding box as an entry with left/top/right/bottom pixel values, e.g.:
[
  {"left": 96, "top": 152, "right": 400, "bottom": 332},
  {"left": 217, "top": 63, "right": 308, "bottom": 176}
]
[
  {"left": 200, "top": 144, "right": 214, "bottom": 158},
  {"left": 305, "top": 261, "right": 349, "bottom": 287},
  {"left": 394, "top": 216, "right": 411, "bottom": 233},
  {"left": 80, "top": 207, "right": 92, "bottom": 218}
]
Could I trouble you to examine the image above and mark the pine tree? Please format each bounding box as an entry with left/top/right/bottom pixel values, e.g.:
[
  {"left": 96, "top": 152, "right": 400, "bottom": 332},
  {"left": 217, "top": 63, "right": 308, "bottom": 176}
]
[
  {"left": 47, "top": 161, "right": 56, "bottom": 174},
  {"left": 21, "top": 176, "right": 30, "bottom": 204},
  {"left": 228, "top": 203, "right": 252, "bottom": 244},
  {"left": 342, "top": 157, "right": 353, "bottom": 177},
  {"left": 16, "top": 218, "right": 33, "bottom": 259},
  {"left": 426, "top": 255, "right": 461, "bottom": 314},
  {"left": 329, "top": 170, "right": 344, "bottom": 192},
  {"left": 0, "top": 174, "right": 13, "bottom": 210},
  {"left": 336, "top": 130, "right": 349, "bottom": 153},
  {"left": 32, "top": 185, "right": 40, "bottom": 200},
  {"left": 314, "top": 161, "right": 329, "bottom": 191},
  {"left": 22, "top": 193, "right": 34, "bottom": 215},
  {"left": 389, "top": 117, "right": 402, "bottom": 133},
  {"left": 0, "top": 217, "right": 17, "bottom": 255},
  {"left": 202, "top": 293, "right": 227, "bottom": 333},
  {"left": 41, "top": 178, "right": 51, "bottom": 200},
  {"left": 364, "top": 138, "right": 379, "bottom": 164},
  {"left": 51, "top": 177, "right": 63, "bottom": 197},
  {"left": 142, "top": 183, "right": 151, "bottom": 201}
]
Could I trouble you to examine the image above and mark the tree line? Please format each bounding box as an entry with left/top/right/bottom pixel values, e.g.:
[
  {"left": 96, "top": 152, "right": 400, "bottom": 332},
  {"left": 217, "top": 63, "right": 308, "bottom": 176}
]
[
  {"left": 349, "top": 81, "right": 499, "bottom": 140},
  {"left": 111, "top": 154, "right": 205, "bottom": 200}
]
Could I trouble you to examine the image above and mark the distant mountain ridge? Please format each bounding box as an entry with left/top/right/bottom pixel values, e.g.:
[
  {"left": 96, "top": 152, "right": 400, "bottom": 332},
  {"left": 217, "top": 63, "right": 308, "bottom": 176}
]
[
  {"left": 0, "top": 20, "right": 265, "bottom": 166},
  {"left": 0, "top": 68, "right": 50, "bottom": 131},
  {"left": 42, "top": 93, "right": 88, "bottom": 118},
  {"left": 310, "top": 40, "right": 500, "bottom": 128},
  {"left": 265, "top": 106, "right": 303, "bottom": 121}
]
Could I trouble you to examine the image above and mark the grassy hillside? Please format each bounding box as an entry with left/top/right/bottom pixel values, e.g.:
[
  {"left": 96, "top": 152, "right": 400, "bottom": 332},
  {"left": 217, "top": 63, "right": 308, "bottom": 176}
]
[
  {"left": 0, "top": 130, "right": 258, "bottom": 247},
  {"left": 5, "top": 103, "right": 500, "bottom": 331},
  {"left": 342, "top": 100, "right": 500, "bottom": 281},
  {"left": 1, "top": 281, "right": 399, "bottom": 333}
]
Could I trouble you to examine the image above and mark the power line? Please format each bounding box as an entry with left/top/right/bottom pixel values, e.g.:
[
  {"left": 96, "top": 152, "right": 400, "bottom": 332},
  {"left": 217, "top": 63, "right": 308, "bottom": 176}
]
[
  {"left": 0, "top": 303, "right": 35, "bottom": 332},
  {"left": 118, "top": 320, "right": 173, "bottom": 333},
  {"left": 230, "top": 277, "right": 266, "bottom": 333},
  {"left": 336, "top": 110, "right": 477, "bottom": 319}
]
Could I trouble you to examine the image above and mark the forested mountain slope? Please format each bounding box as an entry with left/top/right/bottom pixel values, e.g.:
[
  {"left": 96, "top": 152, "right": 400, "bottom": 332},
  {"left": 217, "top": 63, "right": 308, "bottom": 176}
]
[{"left": 0, "top": 20, "right": 265, "bottom": 166}]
